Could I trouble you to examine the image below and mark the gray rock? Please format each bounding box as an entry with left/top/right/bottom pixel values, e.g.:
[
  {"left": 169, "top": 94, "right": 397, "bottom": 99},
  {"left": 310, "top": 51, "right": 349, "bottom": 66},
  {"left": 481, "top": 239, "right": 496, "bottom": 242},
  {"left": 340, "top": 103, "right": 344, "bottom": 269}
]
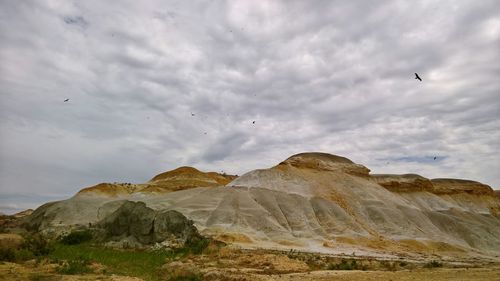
[
  {"left": 97, "top": 201, "right": 200, "bottom": 246},
  {"left": 154, "top": 210, "right": 200, "bottom": 243}
]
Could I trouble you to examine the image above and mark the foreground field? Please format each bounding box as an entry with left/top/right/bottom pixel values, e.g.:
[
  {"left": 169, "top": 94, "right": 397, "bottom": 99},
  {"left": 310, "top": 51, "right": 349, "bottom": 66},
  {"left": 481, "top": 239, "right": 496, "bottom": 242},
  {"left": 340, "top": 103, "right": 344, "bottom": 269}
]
[{"left": 1, "top": 261, "right": 500, "bottom": 281}]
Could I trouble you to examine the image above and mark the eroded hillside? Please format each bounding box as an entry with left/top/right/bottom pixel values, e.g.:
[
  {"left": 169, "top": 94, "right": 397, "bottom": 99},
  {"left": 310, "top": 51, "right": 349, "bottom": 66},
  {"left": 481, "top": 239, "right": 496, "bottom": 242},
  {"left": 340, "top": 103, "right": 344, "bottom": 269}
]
[{"left": 23, "top": 152, "right": 500, "bottom": 261}]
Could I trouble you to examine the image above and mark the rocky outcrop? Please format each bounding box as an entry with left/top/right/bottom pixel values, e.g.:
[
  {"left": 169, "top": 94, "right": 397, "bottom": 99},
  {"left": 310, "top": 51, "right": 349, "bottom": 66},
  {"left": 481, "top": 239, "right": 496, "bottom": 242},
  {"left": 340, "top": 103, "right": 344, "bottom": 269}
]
[
  {"left": 430, "top": 178, "right": 495, "bottom": 196},
  {"left": 280, "top": 152, "right": 370, "bottom": 177},
  {"left": 97, "top": 201, "right": 201, "bottom": 246},
  {"left": 371, "top": 174, "right": 434, "bottom": 192},
  {"left": 372, "top": 175, "right": 495, "bottom": 197}
]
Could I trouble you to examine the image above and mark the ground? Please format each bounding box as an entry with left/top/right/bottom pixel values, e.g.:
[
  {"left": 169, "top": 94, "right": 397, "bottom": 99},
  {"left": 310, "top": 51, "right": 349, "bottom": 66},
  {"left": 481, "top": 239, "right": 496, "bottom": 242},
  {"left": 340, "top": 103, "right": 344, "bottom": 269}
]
[{"left": 1, "top": 245, "right": 500, "bottom": 281}]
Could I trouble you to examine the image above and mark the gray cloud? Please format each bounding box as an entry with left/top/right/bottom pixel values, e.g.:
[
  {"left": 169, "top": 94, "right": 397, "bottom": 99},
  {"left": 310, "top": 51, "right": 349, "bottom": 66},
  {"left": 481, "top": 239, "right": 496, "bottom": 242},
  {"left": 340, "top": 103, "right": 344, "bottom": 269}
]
[{"left": 1, "top": 0, "right": 499, "bottom": 213}]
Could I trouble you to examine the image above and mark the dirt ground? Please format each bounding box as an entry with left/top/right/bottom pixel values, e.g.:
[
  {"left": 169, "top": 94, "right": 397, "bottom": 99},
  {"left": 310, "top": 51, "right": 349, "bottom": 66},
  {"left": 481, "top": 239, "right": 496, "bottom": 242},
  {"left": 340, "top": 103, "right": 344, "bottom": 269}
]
[
  {"left": 1, "top": 261, "right": 500, "bottom": 281},
  {"left": 265, "top": 267, "right": 500, "bottom": 281}
]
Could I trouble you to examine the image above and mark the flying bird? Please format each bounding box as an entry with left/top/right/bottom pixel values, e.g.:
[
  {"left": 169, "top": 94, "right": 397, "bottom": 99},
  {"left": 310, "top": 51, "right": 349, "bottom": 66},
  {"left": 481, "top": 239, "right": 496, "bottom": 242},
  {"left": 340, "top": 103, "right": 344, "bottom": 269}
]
[
  {"left": 63, "top": 99, "right": 69, "bottom": 102},
  {"left": 433, "top": 156, "right": 437, "bottom": 160},
  {"left": 252, "top": 121, "right": 255, "bottom": 124},
  {"left": 415, "top": 73, "right": 422, "bottom": 81},
  {"left": 191, "top": 113, "right": 195, "bottom": 116}
]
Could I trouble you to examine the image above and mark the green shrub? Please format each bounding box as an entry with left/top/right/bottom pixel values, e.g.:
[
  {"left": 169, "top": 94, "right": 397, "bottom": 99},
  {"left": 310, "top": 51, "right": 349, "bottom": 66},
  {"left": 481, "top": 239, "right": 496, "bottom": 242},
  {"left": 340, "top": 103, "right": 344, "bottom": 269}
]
[
  {"left": 24, "top": 234, "right": 54, "bottom": 256},
  {"left": 327, "top": 259, "right": 361, "bottom": 270},
  {"left": 0, "top": 248, "right": 15, "bottom": 261},
  {"left": 56, "top": 258, "right": 92, "bottom": 275},
  {"left": 424, "top": 260, "right": 443, "bottom": 268},
  {"left": 60, "top": 230, "right": 93, "bottom": 245},
  {"left": 183, "top": 238, "right": 209, "bottom": 255},
  {"left": 14, "top": 248, "right": 35, "bottom": 261}
]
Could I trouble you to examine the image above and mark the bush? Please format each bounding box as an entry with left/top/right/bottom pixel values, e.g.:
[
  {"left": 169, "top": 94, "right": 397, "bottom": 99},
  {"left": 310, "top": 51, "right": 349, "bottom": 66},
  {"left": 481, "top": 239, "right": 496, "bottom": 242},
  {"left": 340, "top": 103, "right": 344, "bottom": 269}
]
[
  {"left": 60, "top": 230, "right": 93, "bottom": 245},
  {"left": 183, "top": 238, "right": 209, "bottom": 255},
  {"left": 424, "top": 260, "right": 443, "bottom": 268},
  {"left": 24, "top": 234, "right": 54, "bottom": 256},
  {"left": 0, "top": 248, "right": 15, "bottom": 261},
  {"left": 327, "top": 259, "right": 362, "bottom": 270},
  {"left": 56, "top": 258, "right": 92, "bottom": 275}
]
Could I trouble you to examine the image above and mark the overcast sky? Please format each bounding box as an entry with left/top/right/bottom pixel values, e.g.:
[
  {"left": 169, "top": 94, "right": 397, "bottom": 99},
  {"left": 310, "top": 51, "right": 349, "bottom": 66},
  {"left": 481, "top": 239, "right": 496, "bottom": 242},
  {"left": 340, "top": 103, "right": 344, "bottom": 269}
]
[{"left": 1, "top": 1, "right": 499, "bottom": 214}]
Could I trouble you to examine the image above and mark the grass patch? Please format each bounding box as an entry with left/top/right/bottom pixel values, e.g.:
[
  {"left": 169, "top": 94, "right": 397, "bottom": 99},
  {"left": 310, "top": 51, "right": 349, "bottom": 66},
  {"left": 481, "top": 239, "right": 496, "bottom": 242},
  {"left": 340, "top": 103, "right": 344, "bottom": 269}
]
[
  {"left": 56, "top": 257, "right": 92, "bottom": 275},
  {"left": 49, "top": 243, "right": 175, "bottom": 281}
]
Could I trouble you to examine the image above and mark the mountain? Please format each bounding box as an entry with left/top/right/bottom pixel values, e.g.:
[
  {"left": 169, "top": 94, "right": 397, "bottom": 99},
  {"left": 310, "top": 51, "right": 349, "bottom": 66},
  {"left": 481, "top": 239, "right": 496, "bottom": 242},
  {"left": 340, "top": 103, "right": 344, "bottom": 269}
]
[{"left": 24, "top": 152, "right": 500, "bottom": 260}]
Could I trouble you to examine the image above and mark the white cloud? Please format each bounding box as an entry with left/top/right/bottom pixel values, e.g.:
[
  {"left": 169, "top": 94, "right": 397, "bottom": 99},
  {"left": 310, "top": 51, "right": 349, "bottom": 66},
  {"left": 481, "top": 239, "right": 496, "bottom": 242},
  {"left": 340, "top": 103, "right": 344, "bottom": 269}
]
[{"left": 1, "top": 0, "right": 499, "bottom": 213}]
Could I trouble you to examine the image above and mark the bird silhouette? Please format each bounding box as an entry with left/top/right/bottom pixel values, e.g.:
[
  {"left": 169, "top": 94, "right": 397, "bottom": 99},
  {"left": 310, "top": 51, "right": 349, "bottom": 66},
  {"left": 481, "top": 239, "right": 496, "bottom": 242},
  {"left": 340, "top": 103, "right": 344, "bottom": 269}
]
[
  {"left": 252, "top": 121, "right": 255, "bottom": 124},
  {"left": 433, "top": 156, "right": 437, "bottom": 160},
  {"left": 191, "top": 113, "right": 195, "bottom": 116},
  {"left": 415, "top": 73, "right": 422, "bottom": 81},
  {"left": 63, "top": 99, "right": 69, "bottom": 102}
]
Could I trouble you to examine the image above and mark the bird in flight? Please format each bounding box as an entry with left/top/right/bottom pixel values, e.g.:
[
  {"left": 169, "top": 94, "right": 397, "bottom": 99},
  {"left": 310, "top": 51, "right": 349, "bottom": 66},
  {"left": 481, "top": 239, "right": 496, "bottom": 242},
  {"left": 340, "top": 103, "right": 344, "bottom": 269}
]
[
  {"left": 433, "top": 156, "right": 437, "bottom": 160},
  {"left": 252, "top": 121, "right": 255, "bottom": 124},
  {"left": 415, "top": 73, "right": 422, "bottom": 81},
  {"left": 63, "top": 99, "right": 69, "bottom": 102},
  {"left": 191, "top": 113, "right": 195, "bottom": 116}
]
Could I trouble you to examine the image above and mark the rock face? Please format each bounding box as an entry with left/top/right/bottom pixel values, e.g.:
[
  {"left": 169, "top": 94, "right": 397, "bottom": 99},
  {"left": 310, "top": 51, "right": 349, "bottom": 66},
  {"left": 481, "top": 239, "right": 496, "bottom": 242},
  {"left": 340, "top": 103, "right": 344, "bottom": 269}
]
[
  {"left": 430, "top": 178, "right": 495, "bottom": 196},
  {"left": 24, "top": 152, "right": 500, "bottom": 259},
  {"left": 97, "top": 201, "right": 201, "bottom": 246},
  {"left": 371, "top": 174, "right": 435, "bottom": 192},
  {"left": 281, "top": 152, "right": 370, "bottom": 177}
]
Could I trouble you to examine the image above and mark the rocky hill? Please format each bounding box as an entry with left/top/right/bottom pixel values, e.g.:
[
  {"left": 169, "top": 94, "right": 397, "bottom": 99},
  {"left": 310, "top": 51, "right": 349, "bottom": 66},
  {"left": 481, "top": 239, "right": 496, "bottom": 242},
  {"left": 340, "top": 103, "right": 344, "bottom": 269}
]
[
  {"left": 77, "top": 167, "right": 236, "bottom": 196},
  {"left": 23, "top": 152, "right": 500, "bottom": 261}
]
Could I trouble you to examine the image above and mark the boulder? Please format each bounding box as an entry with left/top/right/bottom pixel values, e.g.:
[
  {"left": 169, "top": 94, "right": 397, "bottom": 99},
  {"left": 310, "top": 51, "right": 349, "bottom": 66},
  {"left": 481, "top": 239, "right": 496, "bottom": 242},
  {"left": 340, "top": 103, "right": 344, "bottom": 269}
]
[
  {"left": 154, "top": 210, "right": 200, "bottom": 243},
  {"left": 97, "top": 201, "right": 201, "bottom": 246}
]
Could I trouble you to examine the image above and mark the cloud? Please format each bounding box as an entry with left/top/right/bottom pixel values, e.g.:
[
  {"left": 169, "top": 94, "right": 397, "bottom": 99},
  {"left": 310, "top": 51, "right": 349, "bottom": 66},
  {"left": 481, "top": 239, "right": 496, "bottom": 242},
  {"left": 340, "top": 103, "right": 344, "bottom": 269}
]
[{"left": 1, "top": 0, "right": 499, "bottom": 213}]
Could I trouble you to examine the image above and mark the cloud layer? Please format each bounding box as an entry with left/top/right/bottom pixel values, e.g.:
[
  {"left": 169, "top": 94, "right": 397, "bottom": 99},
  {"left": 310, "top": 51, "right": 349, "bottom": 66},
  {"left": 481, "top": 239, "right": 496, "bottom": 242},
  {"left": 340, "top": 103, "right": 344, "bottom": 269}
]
[{"left": 1, "top": 0, "right": 499, "bottom": 213}]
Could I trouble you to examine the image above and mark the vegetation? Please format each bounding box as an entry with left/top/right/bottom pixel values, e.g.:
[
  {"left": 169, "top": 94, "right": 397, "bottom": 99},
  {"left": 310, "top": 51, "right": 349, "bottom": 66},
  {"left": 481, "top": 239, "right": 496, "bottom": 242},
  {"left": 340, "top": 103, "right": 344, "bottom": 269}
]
[
  {"left": 56, "top": 257, "right": 92, "bottom": 274},
  {"left": 59, "top": 229, "right": 93, "bottom": 245},
  {"left": 49, "top": 243, "right": 173, "bottom": 280},
  {"left": 0, "top": 234, "right": 52, "bottom": 262},
  {"left": 327, "top": 258, "right": 366, "bottom": 270},
  {"left": 424, "top": 260, "right": 443, "bottom": 268}
]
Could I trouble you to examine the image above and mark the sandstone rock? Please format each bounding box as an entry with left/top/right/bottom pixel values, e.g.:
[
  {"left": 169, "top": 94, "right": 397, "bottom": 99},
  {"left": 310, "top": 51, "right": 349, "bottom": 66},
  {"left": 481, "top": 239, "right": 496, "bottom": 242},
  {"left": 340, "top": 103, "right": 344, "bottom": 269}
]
[
  {"left": 371, "top": 174, "right": 434, "bottom": 192},
  {"left": 280, "top": 152, "right": 370, "bottom": 177},
  {"left": 430, "top": 178, "right": 495, "bottom": 196}
]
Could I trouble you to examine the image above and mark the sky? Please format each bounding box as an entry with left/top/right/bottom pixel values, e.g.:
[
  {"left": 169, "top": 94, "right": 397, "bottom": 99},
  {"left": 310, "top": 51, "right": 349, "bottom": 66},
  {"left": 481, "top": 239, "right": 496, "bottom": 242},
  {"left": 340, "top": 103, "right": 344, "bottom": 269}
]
[{"left": 1, "top": 0, "right": 499, "bottom": 214}]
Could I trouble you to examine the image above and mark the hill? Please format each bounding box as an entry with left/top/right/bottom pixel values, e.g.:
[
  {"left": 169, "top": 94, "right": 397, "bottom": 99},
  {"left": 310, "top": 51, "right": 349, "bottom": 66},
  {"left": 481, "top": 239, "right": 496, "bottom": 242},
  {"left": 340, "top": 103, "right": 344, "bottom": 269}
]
[{"left": 24, "top": 152, "right": 500, "bottom": 261}]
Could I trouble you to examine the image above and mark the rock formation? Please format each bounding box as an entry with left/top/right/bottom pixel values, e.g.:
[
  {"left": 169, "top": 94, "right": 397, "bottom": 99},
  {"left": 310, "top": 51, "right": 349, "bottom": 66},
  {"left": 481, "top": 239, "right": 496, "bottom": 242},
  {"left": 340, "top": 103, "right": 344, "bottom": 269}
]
[
  {"left": 97, "top": 201, "right": 201, "bottom": 247},
  {"left": 24, "top": 152, "right": 500, "bottom": 259}
]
